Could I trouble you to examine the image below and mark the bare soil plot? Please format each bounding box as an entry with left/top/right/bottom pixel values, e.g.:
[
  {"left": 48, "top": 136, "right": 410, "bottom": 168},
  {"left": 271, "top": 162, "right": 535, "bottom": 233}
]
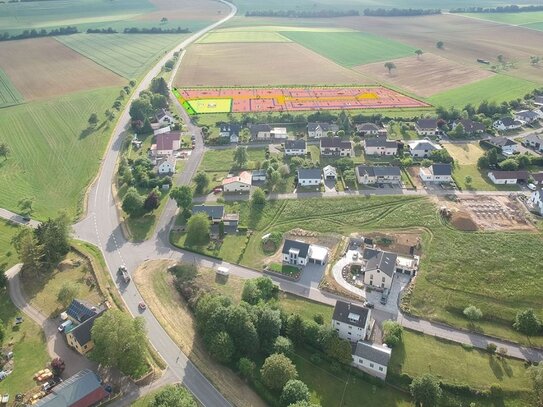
[
  {"left": 0, "top": 38, "right": 124, "bottom": 100},
  {"left": 335, "top": 13, "right": 543, "bottom": 84},
  {"left": 354, "top": 53, "right": 494, "bottom": 97},
  {"left": 175, "top": 42, "right": 369, "bottom": 87},
  {"left": 138, "top": 0, "right": 230, "bottom": 21}
]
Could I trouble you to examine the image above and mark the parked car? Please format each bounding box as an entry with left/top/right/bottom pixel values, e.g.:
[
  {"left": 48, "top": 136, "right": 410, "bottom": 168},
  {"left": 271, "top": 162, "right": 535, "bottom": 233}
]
[
  {"left": 527, "top": 183, "right": 536, "bottom": 191},
  {"left": 57, "top": 320, "right": 72, "bottom": 333},
  {"left": 380, "top": 288, "right": 389, "bottom": 305},
  {"left": 216, "top": 266, "right": 229, "bottom": 276},
  {"left": 138, "top": 302, "right": 147, "bottom": 311},
  {"left": 364, "top": 302, "right": 374, "bottom": 309}
]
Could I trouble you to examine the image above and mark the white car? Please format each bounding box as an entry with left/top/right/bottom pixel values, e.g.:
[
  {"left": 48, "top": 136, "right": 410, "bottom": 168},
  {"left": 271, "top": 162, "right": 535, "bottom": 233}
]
[
  {"left": 527, "top": 183, "right": 537, "bottom": 191},
  {"left": 216, "top": 266, "right": 229, "bottom": 276}
]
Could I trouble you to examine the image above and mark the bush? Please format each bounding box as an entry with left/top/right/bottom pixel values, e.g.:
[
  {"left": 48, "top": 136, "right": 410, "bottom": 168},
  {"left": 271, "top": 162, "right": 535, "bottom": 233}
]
[
  {"left": 463, "top": 305, "right": 483, "bottom": 321},
  {"left": 313, "top": 313, "right": 324, "bottom": 325},
  {"left": 486, "top": 343, "right": 497, "bottom": 354},
  {"left": 382, "top": 321, "right": 403, "bottom": 347},
  {"left": 489, "top": 384, "right": 503, "bottom": 398},
  {"left": 280, "top": 380, "right": 310, "bottom": 407},
  {"left": 513, "top": 309, "right": 541, "bottom": 336},
  {"left": 238, "top": 357, "right": 256, "bottom": 380},
  {"left": 274, "top": 336, "right": 294, "bottom": 357}
]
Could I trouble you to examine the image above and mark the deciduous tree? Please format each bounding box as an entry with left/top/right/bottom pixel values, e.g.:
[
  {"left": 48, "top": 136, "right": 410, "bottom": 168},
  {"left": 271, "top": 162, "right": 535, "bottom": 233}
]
[
  {"left": 185, "top": 212, "right": 210, "bottom": 246},
  {"left": 194, "top": 171, "right": 210, "bottom": 194},
  {"left": 410, "top": 374, "right": 442, "bottom": 407},
  {"left": 88, "top": 113, "right": 99, "bottom": 127},
  {"left": 57, "top": 282, "right": 79, "bottom": 307},
  {"left": 238, "top": 357, "right": 256, "bottom": 380},
  {"left": 513, "top": 309, "right": 541, "bottom": 336},
  {"left": 274, "top": 336, "right": 294, "bottom": 357},
  {"left": 144, "top": 188, "right": 161, "bottom": 212},
  {"left": 280, "top": 380, "right": 310, "bottom": 407},
  {"left": 384, "top": 61, "right": 396, "bottom": 74},
  {"left": 251, "top": 187, "right": 266, "bottom": 205},
  {"left": 208, "top": 331, "right": 234, "bottom": 363},
  {"left": 170, "top": 186, "right": 193, "bottom": 211},
  {"left": 0, "top": 142, "right": 9, "bottom": 160},
  {"left": 233, "top": 146, "right": 249, "bottom": 168},
  {"left": 150, "top": 385, "right": 197, "bottom": 407},
  {"left": 122, "top": 187, "right": 145, "bottom": 217},
  {"left": 260, "top": 353, "right": 298, "bottom": 390},
  {"left": 528, "top": 363, "right": 543, "bottom": 407},
  {"left": 436, "top": 41, "right": 444, "bottom": 49},
  {"left": 382, "top": 320, "right": 403, "bottom": 347},
  {"left": 463, "top": 305, "right": 483, "bottom": 321}
]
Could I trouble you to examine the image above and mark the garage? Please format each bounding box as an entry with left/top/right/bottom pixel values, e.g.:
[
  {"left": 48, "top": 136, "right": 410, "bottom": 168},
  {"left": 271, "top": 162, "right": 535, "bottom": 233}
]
[{"left": 308, "top": 245, "right": 328, "bottom": 265}]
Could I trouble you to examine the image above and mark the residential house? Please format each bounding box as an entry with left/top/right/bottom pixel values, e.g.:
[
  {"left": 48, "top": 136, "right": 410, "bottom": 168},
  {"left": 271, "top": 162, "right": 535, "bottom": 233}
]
[
  {"left": 271, "top": 127, "right": 288, "bottom": 140},
  {"left": 414, "top": 119, "right": 439, "bottom": 136},
  {"left": 452, "top": 119, "right": 485, "bottom": 135},
  {"left": 323, "top": 165, "right": 337, "bottom": 180},
  {"left": 356, "top": 123, "right": 382, "bottom": 136},
  {"left": 515, "top": 110, "right": 540, "bottom": 124},
  {"left": 487, "top": 170, "right": 529, "bottom": 185},
  {"left": 352, "top": 341, "right": 391, "bottom": 380},
  {"left": 356, "top": 166, "right": 401, "bottom": 185},
  {"left": 155, "top": 109, "right": 175, "bottom": 126},
  {"left": 153, "top": 132, "right": 181, "bottom": 156},
  {"left": 534, "top": 96, "right": 543, "bottom": 106},
  {"left": 35, "top": 369, "right": 108, "bottom": 407},
  {"left": 407, "top": 139, "right": 442, "bottom": 158},
  {"left": 486, "top": 137, "right": 518, "bottom": 155},
  {"left": 192, "top": 205, "right": 225, "bottom": 223},
  {"left": 320, "top": 137, "right": 352, "bottom": 157},
  {"left": 250, "top": 124, "right": 272, "bottom": 140},
  {"left": 252, "top": 169, "right": 267, "bottom": 183},
  {"left": 222, "top": 171, "right": 252, "bottom": 193},
  {"left": 532, "top": 172, "right": 543, "bottom": 186},
  {"left": 493, "top": 117, "right": 523, "bottom": 131},
  {"left": 419, "top": 163, "right": 453, "bottom": 183},
  {"left": 524, "top": 134, "right": 543, "bottom": 152},
  {"left": 284, "top": 139, "right": 307, "bottom": 156},
  {"left": 332, "top": 300, "right": 371, "bottom": 343},
  {"left": 529, "top": 187, "right": 543, "bottom": 215},
  {"left": 297, "top": 168, "right": 322, "bottom": 187},
  {"left": 307, "top": 122, "right": 339, "bottom": 138},
  {"left": 66, "top": 310, "right": 105, "bottom": 355},
  {"left": 362, "top": 248, "right": 397, "bottom": 289},
  {"left": 157, "top": 156, "right": 176, "bottom": 174},
  {"left": 364, "top": 138, "right": 398, "bottom": 156},
  {"left": 281, "top": 239, "right": 328, "bottom": 266},
  {"left": 219, "top": 123, "right": 241, "bottom": 143}
]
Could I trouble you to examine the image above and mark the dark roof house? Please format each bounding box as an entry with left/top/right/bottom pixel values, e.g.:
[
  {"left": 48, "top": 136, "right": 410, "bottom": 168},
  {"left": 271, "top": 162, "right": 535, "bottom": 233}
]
[
  {"left": 285, "top": 139, "right": 307, "bottom": 150},
  {"left": 415, "top": 118, "right": 438, "bottom": 130},
  {"left": 431, "top": 163, "right": 452, "bottom": 176},
  {"left": 356, "top": 166, "right": 401, "bottom": 178},
  {"left": 155, "top": 132, "right": 180, "bottom": 151},
  {"left": 353, "top": 341, "right": 392, "bottom": 367},
  {"left": 297, "top": 168, "right": 322, "bottom": 180},
  {"left": 68, "top": 310, "right": 104, "bottom": 349},
  {"left": 192, "top": 205, "right": 225, "bottom": 220},
  {"left": 455, "top": 119, "right": 485, "bottom": 133},
  {"left": 332, "top": 300, "right": 369, "bottom": 329},
  {"left": 362, "top": 248, "right": 397, "bottom": 277},
  {"left": 219, "top": 123, "right": 241, "bottom": 136},
  {"left": 66, "top": 299, "right": 97, "bottom": 323},
  {"left": 320, "top": 137, "right": 352, "bottom": 149},
  {"left": 364, "top": 138, "right": 397, "bottom": 149},
  {"left": 488, "top": 137, "right": 517, "bottom": 148},
  {"left": 282, "top": 239, "right": 310, "bottom": 259},
  {"left": 249, "top": 123, "right": 272, "bottom": 137}
]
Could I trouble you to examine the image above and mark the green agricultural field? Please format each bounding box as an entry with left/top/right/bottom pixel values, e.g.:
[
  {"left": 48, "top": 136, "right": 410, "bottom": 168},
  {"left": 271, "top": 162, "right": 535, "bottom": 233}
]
[
  {"left": 0, "top": 87, "right": 119, "bottom": 220},
  {"left": 229, "top": 196, "right": 543, "bottom": 346},
  {"left": 524, "top": 21, "right": 543, "bottom": 31},
  {"left": 282, "top": 31, "right": 415, "bottom": 67},
  {"left": 428, "top": 75, "right": 538, "bottom": 108},
  {"left": 0, "top": 68, "right": 23, "bottom": 108},
  {"left": 391, "top": 330, "right": 531, "bottom": 392},
  {"left": 198, "top": 30, "right": 291, "bottom": 43},
  {"left": 461, "top": 11, "right": 543, "bottom": 26},
  {"left": 56, "top": 33, "right": 187, "bottom": 79}
]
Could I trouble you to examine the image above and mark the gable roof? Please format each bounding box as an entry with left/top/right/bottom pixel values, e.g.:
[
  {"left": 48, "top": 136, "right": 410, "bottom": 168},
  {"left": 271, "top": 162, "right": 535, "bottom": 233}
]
[
  {"left": 353, "top": 341, "right": 391, "bottom": 366},
  {"left": 297, "top": 168, "right": 322, "bottom": 180},
  {"left": 487, "top": 137, "right": 517, "bottom": 148},
  {"left": 431, "top": 163, "right": 452, "bottom": 176},
  {"left": 516, "top": 110, "right": 539, "bottom": 119},
  {"left": 285, "top": 139, "right": 306, "bottom": 150},
  {"left": 219, "top": 123, "right": 241, "bottom": 136},
  {"left": 156, "top": 132, "right": 180, "bottom": 151},
  {"left": 364, "top": 138, "right": 397, "bottom": 149},
  {"left": 535, "top": 96, "right": 543, "bottom": 104},
  {"left": 155, "top": 108, "right": 172, "bottom": 121},
  {"left": 356, "top": 122, "right": 380, "bottom": 131},
  {"left": 356, "top": 166, "right": 401, "bottom": 178},
  {"left": 497, "top": 117, "right": 522, "bottom": 127},
  {"left": 320, "top": 137, "right": 352, "bottom": 149},
  {"left": 222, "top": 171, "right": 252, "bottom": 186},
  {"left": 157, "top": 155, "right": 176, "bottom": 168},
  {"left": 489, "top": 170, "right": 529, "bottom": 180},
  {"left": 415, "top": 118, "right": 438, "bottom": 130},
  {"left": 69, "top": 310, "right": 104, "bottom": 347},
  {"left": 363, "top": 248, "right": 397, "bottom": 277},
  {"left": 525, "top": 134, "right": 543, "bottom": 144},
  {"left": 252, "top": 169, "right": 267, "bottom": 178},
  {"left": 332, "top": 300, "right": 369, "bottom": 329},
  {"left": 35, "top": 369, "right": 107, "bottom": 407},
  {"left": 308, "top": 122, "right": 337, "bottom": 132},
  {"left": 250, "top": 123, "right": 272, "bottom": 136},
  {"left": 323, "top": 165, "right": 337, "bottom": 177},
  {"left": 192, "top": 205, "right": 225, "bottom": 220},
  {"left": 282, "top": 239, "right": 310, "bottom": 258},
  {"left": 66, "top": 299, "right": 97, "bottom": 323},
  {"left": 407, "top": 140, "right": 441, "bottom": 152},
  {"left": 456, "top": 119, "right": 485, "bottom": 133},
  {"left": 532, "top": 172, "right": 543, "bottom": 183}
]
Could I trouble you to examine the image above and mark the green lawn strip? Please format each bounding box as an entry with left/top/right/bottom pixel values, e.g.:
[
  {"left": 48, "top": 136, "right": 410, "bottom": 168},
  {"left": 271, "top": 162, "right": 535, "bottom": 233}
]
[
  {"left": 428, "top": 75, "right": 539, "bottom": 108},
  {"left": 523, "top": 21, "right": 543, "bottom": 31},
  {"left": 170, "top": 227, "right": 247, "bottom": 262},
  {"left": 281, "top": 31, "right": 415, "bottom": 67},
  {"left": 0, "top": 67, "right": 24, "bottom": 108},
  {"left": 0, "top": 219, "right": 20, "bottom": 270},
  {"left": 278, "top": 292, "right": 333, "bottom": 323},
  {"left": 391, "top": 330, "right": 531, "bottom": 392},
  {"left": 460, "top": 11, "right": 543, "bottom": 25},
  {"left": 268, "top": 262, "right": 299, "bottom": 275}
]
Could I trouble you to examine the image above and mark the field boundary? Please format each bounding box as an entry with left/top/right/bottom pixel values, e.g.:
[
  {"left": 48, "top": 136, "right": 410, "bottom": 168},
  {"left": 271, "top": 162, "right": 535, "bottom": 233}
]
[{"left": 0, "top": 67, "right": 24, "bottom": 108}]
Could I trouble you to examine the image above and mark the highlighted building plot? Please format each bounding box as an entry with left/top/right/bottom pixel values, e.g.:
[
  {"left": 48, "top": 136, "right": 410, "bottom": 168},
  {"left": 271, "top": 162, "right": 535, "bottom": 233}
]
[{"left": 174, "top": 86, "right": 430, "bottom": 114}]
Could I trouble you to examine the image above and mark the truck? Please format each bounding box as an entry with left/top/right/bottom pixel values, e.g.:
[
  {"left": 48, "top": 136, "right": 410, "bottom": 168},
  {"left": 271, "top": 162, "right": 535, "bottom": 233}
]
[{"left": 118, "top": 265, "right": 130, "bottom": 283}]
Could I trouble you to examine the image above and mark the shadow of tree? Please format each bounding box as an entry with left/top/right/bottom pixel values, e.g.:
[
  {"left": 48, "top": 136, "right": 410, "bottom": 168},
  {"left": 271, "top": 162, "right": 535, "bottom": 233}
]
[
  {"left": 79, "top": 127, "right": 95, "bottom": 139},
  {"left": 488, "top": 355, "right": 504, "bottom": 380}
]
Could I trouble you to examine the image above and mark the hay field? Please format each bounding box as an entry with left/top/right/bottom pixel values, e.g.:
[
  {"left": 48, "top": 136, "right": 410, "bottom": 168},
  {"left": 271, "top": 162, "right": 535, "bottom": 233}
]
[
  {"left": 354, "top": 53, "right": 494, "bottom": 97},
  {"left": 175, "top": 42, "right": 368, "bottom": 86},
  {"left": 282, "top": 31, "right": 415, "bottom": 67},
  {"left": 56, "top": 34, "right": 187, "bottom": 79},
  {"left": 138, "top": 0, "right": 231, "bottom": 21},
  {"left": 0, "top": 87, "right": 119, "bottom": 219},
  {"left": 336, "top": 13, "right": 543, "bottom": 85},
  {"left": 0, "top": 38, "right": 124, "bottom": 101},
  {"left": 0, "top": 68, "right": 23, "bottom": 108},
  {"left": 443, "top": 142, "right": 485, "bottom": 165},
  {"left": 197, "top": 31, "right": 291, "bottom": 43}
]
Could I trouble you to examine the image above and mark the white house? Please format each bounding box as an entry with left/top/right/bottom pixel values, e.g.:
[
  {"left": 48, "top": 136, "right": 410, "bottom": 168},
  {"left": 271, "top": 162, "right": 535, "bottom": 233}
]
[
  {"left": 297, "top": 168, "right": 321, "bottom": 187},
  {"left": 252, "top": 169, "right": 267, "bottom": 183},
  {"left": 356, "top": 123, "right": 382, "bottom": 136},
  {"left": 307, "top": 122, "right": 339, "bottom": 138},
  {"left": 486, "top": 137, "right": 518, "bottom": 155},
  {"left": 155, "top": 109, "right": 175, "bottom": 126},
  {"left": 219, "top": 123, "right": 241, "bottom": 143},
  {"left": 271, "top": 127, "right": 288, "bottom": 140},
  {"left": 250, "top": 124, "right": 272, "bottom": 140},
  {"left": 332, "top": 301, "right": 371, "bottom": 343},
  {"left": 362, "top": 248, "right": 396, "bottom": 290},
  {"left": 222, "top": 171, "right": 252, "bottom": 193},
  {"left": 282, "top": 239, "right": 310, "bottom": 266},
  {"left": 364, "top": 138, "right": 398, "bottom": 156},
  {"left": 284, "top": 139, "right": 307, "bottom": 156},
  {"left": 356, "top": 166, "right": 401, "bottom": 185},
  {"left": 407, "top": 140, "right": 442, "bottom": 158},
  {"left": 152, "top": 132, "right": 181, "bottom": 156},
  {"left": 493, "top": 117, "right": 523, "bottom": 131},
  {"left": 323, "top": 165, "right": 337, "bottom": 180},
  {"left": 487, "top": 170, "right": 529, "bottom": 185},
  {"left": 320, "top": 137, "right": 352, "bottom": 157},
  {"left": 352, "top": 341, "right": 391, "bottom": 381},
  {"left": 414, "top": 119, "right": 439, "bottom": 136},
  {"left": 524, "top": 134, "right": 543, "bottom": 152},
  {"left": 156, "top": 156, "right": 176, "bottom": 174},
  {"left": 515, "top": 110, "right": 540, "bottom": 124},
  {"left": 529, "top": 187, "right": 543, "bottom": 215},
  {"left": 419, "top": 163, "right": 453, "bottom": 183}
]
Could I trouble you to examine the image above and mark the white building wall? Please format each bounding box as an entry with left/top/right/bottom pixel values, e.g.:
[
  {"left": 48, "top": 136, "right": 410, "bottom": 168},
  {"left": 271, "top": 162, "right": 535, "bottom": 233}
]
[
  {"left": 223, "top": 182, "right": 251, "bottom": 192},
  {"left": 363, "top": 270, "right": 393, "bottom": 289},
  {"left": 332, "top": 320, "right": 367, "bottom": 343},
  {"left": 352, "top": 357, "right": 388, "bottom": 380},
  {"left": 285, "top": 148, "right": 307, "bottom": 156},
  {"left": 299, "top": 178, "right": 321, "bottom": 186}
]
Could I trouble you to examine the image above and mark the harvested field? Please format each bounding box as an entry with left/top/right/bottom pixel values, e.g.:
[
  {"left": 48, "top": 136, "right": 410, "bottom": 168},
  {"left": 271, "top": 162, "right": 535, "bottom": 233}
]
[
  {"left": 354, "top": 53, "right": 494, "bottom": 97},
  {"left": 138, "top": 0, "right": 230, "bottom": 21},
  {"left": 0, "top": 38, "right": 124, "bottom": 100},
  {"left": 335, "top": 13, "right": 543, "bottom": 84},
  {"left": 175, "top": 42, "right": 369, "bottom": 87},
  {"left": 197, "top": 31, "right": 291, "bottom": 43}
]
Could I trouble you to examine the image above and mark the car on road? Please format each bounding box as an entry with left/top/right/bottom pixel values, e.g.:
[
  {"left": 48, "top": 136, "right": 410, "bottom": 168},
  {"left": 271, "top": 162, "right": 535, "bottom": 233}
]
[
  {"left": 138, "top": 302, "right": 147, "bottom": 311},
  {"left": 118, "top": 266, "right": 130, "bottom": 283},
  {"left": 527, "top": 183, "right": 537, "bottom": 191},
  {"left": 22, "top": 216, "right": 31, "bottom": 222}
]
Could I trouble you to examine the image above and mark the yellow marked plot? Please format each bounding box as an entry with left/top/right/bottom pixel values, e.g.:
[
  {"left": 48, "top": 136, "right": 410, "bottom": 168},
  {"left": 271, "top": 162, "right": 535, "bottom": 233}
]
[
  {"left": 357, "top": 92, "right": 378, "bottom": 99},
  {"left": 187, "top": 98, "right": 232, "bottom": 114}
]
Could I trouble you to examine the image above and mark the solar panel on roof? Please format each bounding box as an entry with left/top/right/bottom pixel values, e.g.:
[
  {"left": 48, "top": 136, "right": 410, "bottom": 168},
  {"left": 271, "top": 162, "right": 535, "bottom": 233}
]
[
  {"left": 348, "top": 313, "right": 360, "bottom": 321},
  {"left": 67, "top": 300, "right": 96, "bottom": 323}
]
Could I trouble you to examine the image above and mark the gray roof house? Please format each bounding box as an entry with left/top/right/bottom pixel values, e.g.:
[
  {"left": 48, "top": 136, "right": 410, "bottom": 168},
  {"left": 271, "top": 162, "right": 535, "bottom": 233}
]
[
  {"left": 356, "top": 166, "right": 401, "bottom": 184},
  {"left": 415, "top": 119, "right": 439, "bottom": 135},
  {"left": 352, "top": 341, "right": 392, "bottom": 380},
  {"left": 252, "top": 169, "right": 267, "bottom": 182},
  {"left": 332, "top": 301, "right": 370, "bottom": 329},
  {"left": 284, "top": 139, "right": 307, "bottom": 156},
  {"left": 362, "top": 248, "right": 397, "bottom": 278},
  {"left": 525, "top": 134, "right": 543, "bottom": 152},
  {"left": 534, "top": 96, "right": 543, "bottom": 106},
  {"left": 192, "top": 205, "right": 225, "bottom": 223},
  {"left": 320, "top": 137, "right": 352, "bottom": 156},
  {"left": 356, "top": 122, "right": 381, "bottom": 135},
  {"left": 282, "top": 239, "right": 311, "bottom": 266},
  {"left": 453, "top": 119, "right": 485, "bottom": 134},
  {"left": 432, "top": 163, "right": 452, "bottom": 176},
  {"left": 515, "top": 110, "right": 540, "bottom": 123},
  {"left": 297, "top": 168, "right": 322, "bottom": 186}
]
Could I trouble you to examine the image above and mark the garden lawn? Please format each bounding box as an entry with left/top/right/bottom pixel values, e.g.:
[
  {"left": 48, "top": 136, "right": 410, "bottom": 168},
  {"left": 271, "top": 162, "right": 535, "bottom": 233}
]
[
  {"left": 0, "top": 220, "right": 20, "bottom": 269},
  {"left": 278, "top": 292, "right": 333, "bottom": 323},
  {"left": 0, "top": 87, "right": 120, "bottom": 220},
  {"left": 199, "top": 147, "right": 268, "bottom": 172},
  {"left": 391, "top": 330, "right": 531, "bottom": 392},
  {"left": 453, "top": 164, "right": 518, "bottom": 191},
  {"left": 428, "top": 75, "right": 538, "bottom": 108},
  {"left": 268, "top": 262, "right": 299, "bottom": 275},
  {"left": 281, "top": 31, "right": 415, "bottom": 67}
]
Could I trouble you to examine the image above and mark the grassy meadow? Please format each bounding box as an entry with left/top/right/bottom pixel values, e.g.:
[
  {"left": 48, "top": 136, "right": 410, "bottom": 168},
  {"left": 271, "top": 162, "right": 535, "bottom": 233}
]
[
  {"left": 0, "top": 68, "right": 23, "bottom": 108},
  {"left": 0, "top": 87, "right": 120, "bottom": 220},
  {"left": 0, "top": 220, "right": 19, "bottom": 270},
  {"left": 282, "top": 31, "right": 415, "bottom": 67}
]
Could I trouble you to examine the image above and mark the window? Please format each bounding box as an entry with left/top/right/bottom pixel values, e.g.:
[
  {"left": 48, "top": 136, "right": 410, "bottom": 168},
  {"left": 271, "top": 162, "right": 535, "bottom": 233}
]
[
  {"left": 382, "top": 277, "right": 385, "bottom": 283},
  {"left": 379, "top": 367, "right": 383, "bottom": 372},
  {"left": 336, "top": 321, "right": 340, "bottom": 325},
  {"left": 359, "top": 358, "right": 364, "bottom": 364},
  {"left": 370, "top": 363, "right": 374, "bottom": 368}
]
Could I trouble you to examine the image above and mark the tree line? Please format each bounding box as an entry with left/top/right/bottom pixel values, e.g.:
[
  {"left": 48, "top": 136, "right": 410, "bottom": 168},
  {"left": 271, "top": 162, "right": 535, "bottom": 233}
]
[
  {"left": 245, "top": 9, "right": 359, "bottom": 18},
  {"left": 87, "top": 26, "right": 191, "bottom": 34},
  {"left": 450, "top": 5, "right": 543, "bottom": 13},
  {"left": 363, "top": 8, "right": 441, "bottom": 16},
  {"left": 0, "top": 26, "right": 77, "bottom": 41}
]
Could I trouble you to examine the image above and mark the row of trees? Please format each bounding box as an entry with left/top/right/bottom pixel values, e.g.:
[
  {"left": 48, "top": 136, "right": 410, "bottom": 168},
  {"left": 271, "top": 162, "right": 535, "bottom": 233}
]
[
  {"left": 0, "top": 26, "right": 77, "bottom": 41},
  {"left": 477, "top": 147, "right": 531, "bottom": 171},
  {"left": 129, "top": 77, "right": 170, "bottom": 132},
  {"left": 245, "top": 9, "right": 359, "bottom": 18},
  {"left": 464, "top": 304, "right": 542, "bottom": 336},
  {"left": 450, "top": 5, "right": 543, "bottom": 13},
  {"left": 363, "top": 8, "right": 440, "bottom": 16},
  {"left": 123, "top": 26, "right": 190, "bottom": 34}
]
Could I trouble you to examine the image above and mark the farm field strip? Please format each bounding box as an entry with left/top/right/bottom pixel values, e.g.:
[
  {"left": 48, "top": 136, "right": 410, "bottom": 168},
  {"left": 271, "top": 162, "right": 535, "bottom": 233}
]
[
  {"left": 197, "top": 30, "right": 291, "bottom": 43},
  {"left": 176, "top": 86, "right": 430, "bottom": 114},
  {"left": 56, "top": 33, "right": 187, "bottom": 79},
  {"left": 0, "top": 68, "right": 23, "bottom": 107},
  {"left": 460, "top": 11, "right": 543, "bottom": 26},
  {"left": 217, "top": 25, "right": 357, "bottom": 32}
]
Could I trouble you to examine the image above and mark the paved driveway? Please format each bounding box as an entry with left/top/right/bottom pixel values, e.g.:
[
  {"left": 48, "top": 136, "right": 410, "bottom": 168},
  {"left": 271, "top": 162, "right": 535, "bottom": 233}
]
[{"left": 365, "top": 273, "right": 411, "bottom": 317}]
